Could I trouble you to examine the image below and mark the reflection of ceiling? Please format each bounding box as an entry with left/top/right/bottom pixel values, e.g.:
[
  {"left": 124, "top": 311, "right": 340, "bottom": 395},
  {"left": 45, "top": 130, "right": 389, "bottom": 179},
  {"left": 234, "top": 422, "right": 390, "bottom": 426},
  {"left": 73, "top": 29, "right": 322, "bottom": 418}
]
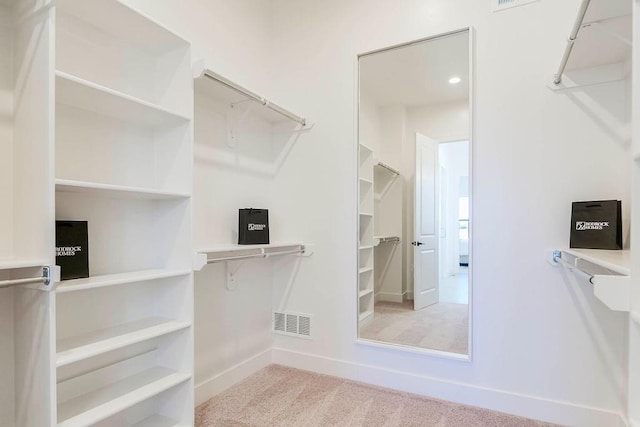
[{"left": 360, "top": 31, "right": 469, "bottom": 108}]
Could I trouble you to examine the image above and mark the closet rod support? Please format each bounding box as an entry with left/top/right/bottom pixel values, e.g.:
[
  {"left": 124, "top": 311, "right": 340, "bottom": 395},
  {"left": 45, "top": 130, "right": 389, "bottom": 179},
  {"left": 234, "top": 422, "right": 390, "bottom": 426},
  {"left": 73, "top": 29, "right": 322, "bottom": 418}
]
[{"left": 551, "top": 251, "right": 594, "bottom": 283}]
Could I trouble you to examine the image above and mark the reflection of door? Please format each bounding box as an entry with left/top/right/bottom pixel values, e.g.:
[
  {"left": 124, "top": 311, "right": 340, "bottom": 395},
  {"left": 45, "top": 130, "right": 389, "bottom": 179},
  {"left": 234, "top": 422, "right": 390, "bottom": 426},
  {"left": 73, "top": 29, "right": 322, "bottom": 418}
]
[{"left": 414, "top": 133, "right": 439, "bottom": 311}]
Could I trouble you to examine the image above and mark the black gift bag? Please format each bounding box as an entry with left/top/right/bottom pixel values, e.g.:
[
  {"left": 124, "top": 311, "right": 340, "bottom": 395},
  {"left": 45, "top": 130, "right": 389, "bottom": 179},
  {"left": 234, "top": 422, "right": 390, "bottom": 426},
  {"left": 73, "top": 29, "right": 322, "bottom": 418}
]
[
  {"left": 238, "top": 208, "right": 270, "bottom": 245},
  {"left": 56, "top": 221, "right": 90, "bottom": 280},
  {"left": 570, "top": 200, "right": 622, "bottom": 250}
]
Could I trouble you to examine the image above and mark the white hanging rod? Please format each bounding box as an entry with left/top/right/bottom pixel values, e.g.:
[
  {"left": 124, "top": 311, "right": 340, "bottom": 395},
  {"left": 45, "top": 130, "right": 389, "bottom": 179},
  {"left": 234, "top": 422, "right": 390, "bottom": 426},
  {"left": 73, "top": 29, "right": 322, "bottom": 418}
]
[
  {"left": 553, "top": 0, "right": 591, "bottom": 85},
  {"left": 201, "top": 69, "right": 307, "bottom": 127},
  {"left": 376, "top": 162, "right": 400, "bottom": 176},
  {"left": 206, "top": 246, "right": 306, "bottom": 264},
  {"left": 0, "top": 266, "right": 53, "bottom": 289}
]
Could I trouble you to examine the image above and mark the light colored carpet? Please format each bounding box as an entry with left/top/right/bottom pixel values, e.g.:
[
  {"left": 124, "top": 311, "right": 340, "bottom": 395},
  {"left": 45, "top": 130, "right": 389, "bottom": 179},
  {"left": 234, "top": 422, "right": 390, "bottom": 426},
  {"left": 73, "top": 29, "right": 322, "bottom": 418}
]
[
  {"left": 359, "top": 301, "right": 468, "bottom": 354},
  {"left": 195, "top": 365, "right": 555, "bottom": 427}
]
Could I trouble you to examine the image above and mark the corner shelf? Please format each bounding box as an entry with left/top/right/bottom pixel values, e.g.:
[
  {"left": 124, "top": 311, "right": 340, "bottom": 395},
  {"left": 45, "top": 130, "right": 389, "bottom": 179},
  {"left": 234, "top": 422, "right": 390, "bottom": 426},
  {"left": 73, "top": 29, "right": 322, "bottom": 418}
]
[
  {"left": 56, "top": 71, "right": 190, "bottom": 127},
  {"left": 55, "top": 269, "right": 191, "bottom": 294},
  {"left": 55, "top": 179, "right": 190, "bottom": 200},
  {"left": 56, "top": 317, "right": 191, "bottom": 367},
  {"left": 57, "top": 367, "right": 191, "bottom": 427},
  {"left": 551, "top": 248, "right": 631, "bottom": 311}
]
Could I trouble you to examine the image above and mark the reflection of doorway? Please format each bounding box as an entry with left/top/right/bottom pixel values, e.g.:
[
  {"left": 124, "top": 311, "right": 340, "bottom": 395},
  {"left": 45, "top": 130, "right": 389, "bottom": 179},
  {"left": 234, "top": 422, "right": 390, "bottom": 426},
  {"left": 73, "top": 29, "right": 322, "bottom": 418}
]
[{"left": 437, "top": 140, "right": 469, "bottom": 304}]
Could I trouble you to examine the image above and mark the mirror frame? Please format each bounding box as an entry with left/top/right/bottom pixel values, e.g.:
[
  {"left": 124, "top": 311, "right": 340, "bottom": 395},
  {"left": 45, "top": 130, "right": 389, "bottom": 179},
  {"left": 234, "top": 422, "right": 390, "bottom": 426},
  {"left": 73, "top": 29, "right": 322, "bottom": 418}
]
[{"left": 355, "top": 27, "right": 474, "bottom": 362}]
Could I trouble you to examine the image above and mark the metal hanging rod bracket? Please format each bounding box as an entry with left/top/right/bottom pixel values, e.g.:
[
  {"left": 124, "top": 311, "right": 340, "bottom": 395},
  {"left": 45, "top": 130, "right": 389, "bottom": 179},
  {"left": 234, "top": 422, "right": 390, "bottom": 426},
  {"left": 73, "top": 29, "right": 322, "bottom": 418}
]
[{"left": 0, "top": 265, "right": 59, "bottom": 291}]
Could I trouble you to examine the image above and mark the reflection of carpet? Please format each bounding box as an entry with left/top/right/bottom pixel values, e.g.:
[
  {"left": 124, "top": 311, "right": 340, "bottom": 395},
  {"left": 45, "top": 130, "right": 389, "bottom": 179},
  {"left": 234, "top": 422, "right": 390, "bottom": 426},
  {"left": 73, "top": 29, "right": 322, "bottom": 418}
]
[
  {"left": 359, "top": 301, "right": 469, "bottom": 354},
  {"left": 196, "top": 365, "right": 555, "bottom": 426}
]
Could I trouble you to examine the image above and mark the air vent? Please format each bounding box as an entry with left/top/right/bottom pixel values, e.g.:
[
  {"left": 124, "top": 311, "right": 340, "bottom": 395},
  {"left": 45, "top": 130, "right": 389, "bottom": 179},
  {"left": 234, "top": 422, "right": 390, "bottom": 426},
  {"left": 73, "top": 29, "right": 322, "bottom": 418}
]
[
  {"left": 273, "top": 312, "right": 312, "bottom": 339},
  {"left": 492, "top": 0, "right": 538, "bottom": 12}
]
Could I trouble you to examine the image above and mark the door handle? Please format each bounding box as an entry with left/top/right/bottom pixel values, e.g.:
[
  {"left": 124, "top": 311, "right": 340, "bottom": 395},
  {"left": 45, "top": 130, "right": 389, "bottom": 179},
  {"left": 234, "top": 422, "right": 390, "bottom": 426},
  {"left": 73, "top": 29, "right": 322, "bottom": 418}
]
[{"left": 411, "top": 241, "right": 424, "bottom": 246}]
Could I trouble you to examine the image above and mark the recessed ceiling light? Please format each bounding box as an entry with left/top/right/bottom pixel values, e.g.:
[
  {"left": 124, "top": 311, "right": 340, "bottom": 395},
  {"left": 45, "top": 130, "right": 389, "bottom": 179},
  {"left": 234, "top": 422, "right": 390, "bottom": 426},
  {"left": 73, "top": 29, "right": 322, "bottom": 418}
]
[{"left": 449, "top": 76, "right": 461, "bottom": 85}]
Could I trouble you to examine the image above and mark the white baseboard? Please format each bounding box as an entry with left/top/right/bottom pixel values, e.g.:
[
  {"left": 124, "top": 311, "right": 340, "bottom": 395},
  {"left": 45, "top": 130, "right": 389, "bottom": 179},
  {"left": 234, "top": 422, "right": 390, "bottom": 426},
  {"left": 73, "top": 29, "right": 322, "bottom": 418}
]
[
  {"left": 194, "top": 348, "right": 272, "bottom": 406},
  {"left": 272, "top": 348, "right": 625, "bottom": 427},
  {"left": 376, "top": 291, "right": 404, "bottom": 303}
]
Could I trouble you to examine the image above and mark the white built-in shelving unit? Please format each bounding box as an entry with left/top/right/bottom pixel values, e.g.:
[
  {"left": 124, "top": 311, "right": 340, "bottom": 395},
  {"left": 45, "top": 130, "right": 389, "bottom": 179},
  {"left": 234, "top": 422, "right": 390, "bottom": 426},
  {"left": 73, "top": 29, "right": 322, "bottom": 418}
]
[
  {"left": 358, "top": 143, "right": 375, "bottom": 323},
  {"left": 1, "top": 0, "right": 195, "bottom": 425}
]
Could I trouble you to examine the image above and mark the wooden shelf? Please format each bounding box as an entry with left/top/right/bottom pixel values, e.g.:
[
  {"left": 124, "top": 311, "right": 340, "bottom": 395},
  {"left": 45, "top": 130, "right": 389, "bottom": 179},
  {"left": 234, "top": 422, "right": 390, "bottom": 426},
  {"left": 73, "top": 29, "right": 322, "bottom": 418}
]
[
  {"left": 57, "top": 367, "right": 191, "bottom": 427},
  {"left": 57, "top": 0, "right": 187, "bottom": 53},
  {"left": 56, "top": 269, "right": 191, "bottom": 294},
  {"left": 56, "top": 179, "right": 190, "bottom": 200},
  {"left": 359, "top": 289, "right": 373, "bottom": 298},
  {"left": 359, "top": 310, "right": 373, "bottom": 322},
  {"left": 359, "top": 267, "right": 373, "bottom": 274},
  {"left": 132, "top": 415, "right": 187, "bottom": 427},
  {"left": 56, "top": 71, "right": 190, "bottom": 127},
  {"left": 563, "top": 248, "right": 630, "bottom": 275},
  {"left": 0, "top": 257, "right": 49, "bottom": 271},
  {"left": 56, "top": 317, "right": 191, "bottom": 367}
]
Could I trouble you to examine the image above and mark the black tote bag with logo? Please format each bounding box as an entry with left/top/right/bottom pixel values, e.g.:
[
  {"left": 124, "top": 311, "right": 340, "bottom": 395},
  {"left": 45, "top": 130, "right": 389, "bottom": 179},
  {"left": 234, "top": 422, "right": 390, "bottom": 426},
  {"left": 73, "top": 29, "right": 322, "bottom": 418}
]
[
  {"left": 570, "top": 200, "right": 622, "bottom": 250},
  {"left": 238, "top": 208, "right": 270, "bottom": 245}
]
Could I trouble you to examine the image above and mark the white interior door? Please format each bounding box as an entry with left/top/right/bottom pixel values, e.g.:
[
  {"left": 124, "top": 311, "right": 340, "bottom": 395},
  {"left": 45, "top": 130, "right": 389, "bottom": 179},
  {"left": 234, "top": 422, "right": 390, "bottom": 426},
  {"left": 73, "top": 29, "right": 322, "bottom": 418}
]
[{"left": 414, "top": 133, "right": 439, "bottom": 310}]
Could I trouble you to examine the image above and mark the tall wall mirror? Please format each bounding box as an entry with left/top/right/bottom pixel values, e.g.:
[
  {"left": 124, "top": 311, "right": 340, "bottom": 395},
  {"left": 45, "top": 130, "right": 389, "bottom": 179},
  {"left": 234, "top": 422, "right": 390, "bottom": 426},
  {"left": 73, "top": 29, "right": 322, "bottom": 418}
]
[{"left": 357, "top": 29, "right": 472, "bottom": 358}]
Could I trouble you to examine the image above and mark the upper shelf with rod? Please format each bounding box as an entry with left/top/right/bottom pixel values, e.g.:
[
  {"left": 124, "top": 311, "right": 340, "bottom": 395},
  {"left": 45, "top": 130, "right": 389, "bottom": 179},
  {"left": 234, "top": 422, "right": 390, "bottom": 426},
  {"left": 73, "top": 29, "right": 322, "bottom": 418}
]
[
  {"left": 549, "top": 248, "right": 630, "bottom": 311},
  {"left": 193, "top": 60, "right": 313, "bottom": 130},
  {"left": 193, "top": 243, "right": 312, "bottom": 271},
  {"left": 549, "top": 0, "right": 632, "bottom": 91}
]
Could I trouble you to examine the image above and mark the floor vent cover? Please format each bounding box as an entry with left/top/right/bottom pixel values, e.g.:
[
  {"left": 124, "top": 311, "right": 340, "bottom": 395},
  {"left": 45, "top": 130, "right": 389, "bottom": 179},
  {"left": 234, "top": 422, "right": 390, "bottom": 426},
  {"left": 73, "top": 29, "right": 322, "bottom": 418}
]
[
  {"left": 493, "top": 0, "right": 538, "bottom": 12},
  {"left": 273, "top": 312, "right": 312, "bottom": 339}
]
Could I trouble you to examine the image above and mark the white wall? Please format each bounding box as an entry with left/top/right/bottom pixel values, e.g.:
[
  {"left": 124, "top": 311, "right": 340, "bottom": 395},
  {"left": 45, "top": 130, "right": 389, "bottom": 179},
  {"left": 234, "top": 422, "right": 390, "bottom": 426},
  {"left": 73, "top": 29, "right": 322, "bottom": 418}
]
[
  {"left": 115, "top": 1, "right": 631, "bottom": 424},
  {"left": 269, "top": 0, "right": 630, "bottom": 425}
]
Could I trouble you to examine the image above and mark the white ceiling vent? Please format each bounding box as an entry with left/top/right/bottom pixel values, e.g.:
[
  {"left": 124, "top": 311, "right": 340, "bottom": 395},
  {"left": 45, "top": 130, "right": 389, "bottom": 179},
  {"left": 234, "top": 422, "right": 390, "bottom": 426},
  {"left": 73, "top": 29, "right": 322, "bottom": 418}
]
[
  {"left": 493, "top": 0, "right": 539, "bottom": 12},
  {"left": 273, "top": 312, "right": 312, "bottom": 339}
]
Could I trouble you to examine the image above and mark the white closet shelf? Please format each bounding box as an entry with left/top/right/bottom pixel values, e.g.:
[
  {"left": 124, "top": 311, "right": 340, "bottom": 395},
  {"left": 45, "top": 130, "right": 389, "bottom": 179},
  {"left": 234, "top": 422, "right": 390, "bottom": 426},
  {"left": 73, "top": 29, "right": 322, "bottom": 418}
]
[
  {"left": 56, "top": 317, "right": 191, "bottom": 367},
  {"left": 193, "top": 243, "right": 309, "bottom": 270},
  {"left": 359, "top": 267, "right": 373, "bottom": 274},
  {"left": 0, "top": 257, "right": 49, "bottom": 271},
  {"left": 359, "top": 289, "right": 373, "bottom": 298},
  {"left": 57, "top": 0, "right": 188, "bottom": 53},
  {"left": 359, "top": 245, "right": 374, "bottom": 250},
  {"left": 56, "top": 179, "right": 190, "bottom": 200},
  {"left": 551, "top": 248, "right": 631, "bottom": 311},
  {"left": 359, "top": 143, "right": 373, "bottom": 156},
  {"left": 359, "top": 177, "right": 373, "bottom": 185},
  {"left": 132, "top": 415, "right": 188, "bottom": 427},
  {"left": 374, "top": 236, "right": 400, "bottom": 246},
  {"left": 56, "top": 269, "right": 191, "bottom": 294},
  {"left": 562, "top": 248, "right": 630, "bottom": 275},
  {"left": 359, "top": 310, "right": 373, "bottom": 322},
  {"left": 360, "top": 212, "right": 373, "bottom": 218},
  {"left": 57, "top": 367, "right": 191, "bottom": 427},
  {"left": 56, "top": 71, "right": 190, "bottom": 127},
  {"left": 193, "top": 61, "right": 311, "bottom": 129}
]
